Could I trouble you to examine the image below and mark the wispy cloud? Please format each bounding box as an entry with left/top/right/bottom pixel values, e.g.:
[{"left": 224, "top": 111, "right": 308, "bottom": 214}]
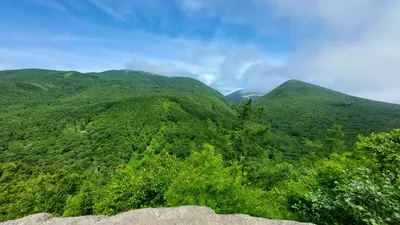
[
  {"left": 86, "top": 0, "right": 158, "bottom": 21},
  {"left": 2, "top": 0, "right": 400, "bottom": 103},
  {"left": 261, "top": 0, "right": 400, "bottom": 102},
  {"left": 31, "top": 0, "right": 69, "bottom": 12},
  {"left": 88, "top": 0, "right": 130, "bottom": 21},
  {"left": 172, "top": 0, "right": 400, "bottom": 103},
  {"left": 0, "top": 32, "right": 105, "bottom": 43}
]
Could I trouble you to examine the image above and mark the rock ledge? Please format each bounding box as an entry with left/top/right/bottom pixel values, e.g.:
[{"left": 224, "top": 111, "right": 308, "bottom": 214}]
[{"left": 1, "top": 206, "right": 313, "bottom": 225}]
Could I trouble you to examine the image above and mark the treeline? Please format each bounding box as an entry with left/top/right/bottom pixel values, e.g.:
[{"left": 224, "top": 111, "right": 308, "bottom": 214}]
[{"left": 1, "top": 99, "right": 399, "bottom": 225}]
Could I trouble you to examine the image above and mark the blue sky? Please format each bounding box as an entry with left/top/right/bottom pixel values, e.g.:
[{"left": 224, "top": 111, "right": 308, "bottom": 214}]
[{"left": 1, "top": 0, "right": 400, "bottom": 103}]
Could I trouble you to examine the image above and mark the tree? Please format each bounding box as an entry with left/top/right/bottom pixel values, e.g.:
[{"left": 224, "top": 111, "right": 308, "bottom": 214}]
[
  {"left": 94, "top": 151, "right": 180, "bottom": 215},
  {"left": 165, "top": 144, "right": 269, "bottom": 217},
  {"left": 322, "top": 124, "right": 345, "bottom": 157},
  {"left": 231, "top": 99, "right": 264, "bottom": 130},
  {"left": 228, "top": 99, "right": 270, "bottom": 160},
  {"left": 295, "top": 168, "right": 400, "bottom": 225},
  {"left": 356, "top": 129, "right": 400, "bottom": 174},
  {"left": 295, "top": 129, "right": 400, "bottom": 225}
]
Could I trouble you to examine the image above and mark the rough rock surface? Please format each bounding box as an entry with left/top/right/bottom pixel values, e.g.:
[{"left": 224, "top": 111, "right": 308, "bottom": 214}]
[{"left": 1, "top": 206, "right": 314, "bottom": 225}]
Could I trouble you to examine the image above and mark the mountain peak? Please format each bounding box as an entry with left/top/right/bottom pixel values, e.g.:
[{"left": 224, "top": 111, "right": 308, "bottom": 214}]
[
  {"left": 263, "top": 79, "right": 336, "bottom": 99},
  {"left": 227, "top": 89, "right": 263, "bottom": 104},
  {"left": 285, "top": 79, "right": 303, "bottom": 83},
  {"left": 255, "top": 79, "right": 400, "bottom": 143},
  {"left": 281, "top": 79, "right": 316, "bottom": 87}
]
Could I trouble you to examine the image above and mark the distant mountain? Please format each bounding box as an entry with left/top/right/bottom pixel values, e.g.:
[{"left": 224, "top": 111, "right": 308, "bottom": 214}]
[
  {"left": 255, "top": 79, "right": 400, "bottom": 143},
  {"left": 0, "top": 69, "right": 234, "bottom": 171},
  {"left": 227, "top": 89, "right": 263, "bottom": 104},
  {"left": 0, "top": 69, "right": 230, "bottom": 108}
]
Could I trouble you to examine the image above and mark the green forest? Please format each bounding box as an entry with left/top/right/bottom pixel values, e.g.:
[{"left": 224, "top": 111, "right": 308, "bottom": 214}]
[{"left": 1, "top": 69, "right": 399, "bottom": 225}]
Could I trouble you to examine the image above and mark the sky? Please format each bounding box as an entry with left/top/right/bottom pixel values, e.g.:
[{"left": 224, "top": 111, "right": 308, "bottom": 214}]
[{"left": 0, "top": 0, "right": 399, "bottom": 103}]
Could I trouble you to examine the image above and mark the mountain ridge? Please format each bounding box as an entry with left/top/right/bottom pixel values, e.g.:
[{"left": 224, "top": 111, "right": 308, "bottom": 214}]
[
  {"left": 255, "top": 78, "right": 400, "bottom": 143},
  {"left": 262, "top": 79, "right": 400, "bottom": 105},
  {"left": 2, "top": 69, "right": 399, "bottom": 106},
  {"left": 1, "top": 69, "right": 400, "bottom": 224}
]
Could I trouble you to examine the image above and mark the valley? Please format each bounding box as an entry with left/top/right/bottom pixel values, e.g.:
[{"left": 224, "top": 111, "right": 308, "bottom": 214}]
[{"left": 1, "top": 69, "right": 399, "bottom": 225}]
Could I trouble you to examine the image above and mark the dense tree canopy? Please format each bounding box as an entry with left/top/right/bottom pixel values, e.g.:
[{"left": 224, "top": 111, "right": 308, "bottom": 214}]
[{"left": 1, "top": 69, "right": 400, "bottom": 224}]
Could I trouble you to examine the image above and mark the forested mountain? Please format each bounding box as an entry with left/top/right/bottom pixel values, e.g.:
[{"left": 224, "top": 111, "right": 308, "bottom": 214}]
[
  {"left": 227, "top": 89, "right": 263, "bottom": 104},
  {"left": 1, "top": 69, "right": 399, "bottom": 225},
  {"left": 255, "top": 79, "right": 400, "bottom": 144},
  {"left": 0, "top": 69, "right": 233, "bottom": 172}
]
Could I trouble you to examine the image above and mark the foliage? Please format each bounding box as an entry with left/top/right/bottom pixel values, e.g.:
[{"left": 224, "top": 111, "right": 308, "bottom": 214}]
[
  {"left": 1, "top": 69, "right": 400, "bottom": 224},
  {"left": 94, "top": 151, "right": 181, "bottom": 215},
  {"left": 304, "top": 124, "right": 346, "bottom": 158},
  {"left": 295, "top": 129, "right": 400, "bottom": 225},
  {"left": 296, "top": 169, "right": 400, "bottom": 225},
  {"left": 322, "top": 124, "right": 345, "bottom": 155},
  {"left": 227, "top": 99, "right": 270, "bottom": 160},
  {"left": 62, "top": 172, "right": 104, "bottom": 217},
  {"left": 356, "top": 129, "right": 400, "bottom": 173},
  {"left": 255, "top": 79, "right": 400, "bottom": 146},
  {"left": 0, "top": 162, "right": 80, "bottom": 221},
  {"left": 165, "top": 144, "right": 270, "bottom": 217}
]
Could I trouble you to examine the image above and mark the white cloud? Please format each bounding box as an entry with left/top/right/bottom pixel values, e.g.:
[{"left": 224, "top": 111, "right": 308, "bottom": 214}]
[
  {"left": 264, "top": 0, "right": 382, "bottom": 30},
  {"left": 124, "top": 57, "right": 197, "bottom": 78},
  {"left": 3, "top": 0, "right": 400, "bottom": 103},
  {"left": 173, "top": 0, "right": 400, "bottom": 103},
  {"left": 121, "top": 33, "right": 285, "bottom": 91},
  {"left": 219, "top": 87, "right": 243, "bottom": 95},
  {"left": 265, "top": 0, "right": 400, "bottom": 103},
  {"left": 357, "top": 89, "right": 400, "bottom": 104},
  {"left": 199, "top": 74, "right": 216, "bottom": 85}
]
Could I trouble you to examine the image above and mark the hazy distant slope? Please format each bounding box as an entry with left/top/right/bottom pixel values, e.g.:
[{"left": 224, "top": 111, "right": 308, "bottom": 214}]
[
  {"left": 255, "top": 79, "right": 400, "bottom": 142},
  {"left": 227, "top": 89, "right": 263, "bottom": 104}
]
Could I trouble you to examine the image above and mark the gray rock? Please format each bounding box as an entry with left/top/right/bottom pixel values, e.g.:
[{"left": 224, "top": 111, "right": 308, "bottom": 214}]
[{"left": 1, "top": 206, "right": 313, "bottom": 225}]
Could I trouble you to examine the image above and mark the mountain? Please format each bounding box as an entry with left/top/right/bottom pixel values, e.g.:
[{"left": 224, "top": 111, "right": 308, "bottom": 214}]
[
  {"left": 255, "top": 79, "right": 400, "bottom": 143},
  {"left": 1, "top": 70, "right": 400, "bottom": 224},
  {"left": 0, "top": 69, "right": 234, "bottom": 172},
  {"left": 227, "top": 89, "right": 263, "bottom": 104},
  {"left": 0, "top": 69, "right": 230, "bottom": 108}
]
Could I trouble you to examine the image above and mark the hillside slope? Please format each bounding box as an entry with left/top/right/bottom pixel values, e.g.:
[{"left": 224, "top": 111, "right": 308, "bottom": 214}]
[
  {"left": 2, "top": 70, "right": 399, "bottom": 224},
  {"left": 0, "top": 69, "right": 234, "bottom": 173},
  {"left": 255, "top": 79, "right": 400, "bottom": 143}
]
